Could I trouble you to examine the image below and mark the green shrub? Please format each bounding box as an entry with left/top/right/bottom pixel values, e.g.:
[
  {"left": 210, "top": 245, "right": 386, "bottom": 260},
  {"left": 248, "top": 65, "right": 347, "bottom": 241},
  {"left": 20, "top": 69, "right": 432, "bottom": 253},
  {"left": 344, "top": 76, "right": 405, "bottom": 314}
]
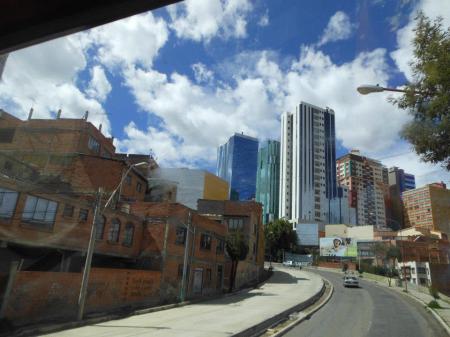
[{"left": 428, "top": 300, "right": 441, "bottom": 309}]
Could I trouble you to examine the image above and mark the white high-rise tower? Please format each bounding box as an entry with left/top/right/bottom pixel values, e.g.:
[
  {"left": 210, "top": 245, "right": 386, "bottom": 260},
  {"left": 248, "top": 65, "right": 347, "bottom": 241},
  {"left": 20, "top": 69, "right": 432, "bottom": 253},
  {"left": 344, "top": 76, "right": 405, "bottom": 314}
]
[{"left": 279, "top": 101, "right": 337, "bottom": 226}]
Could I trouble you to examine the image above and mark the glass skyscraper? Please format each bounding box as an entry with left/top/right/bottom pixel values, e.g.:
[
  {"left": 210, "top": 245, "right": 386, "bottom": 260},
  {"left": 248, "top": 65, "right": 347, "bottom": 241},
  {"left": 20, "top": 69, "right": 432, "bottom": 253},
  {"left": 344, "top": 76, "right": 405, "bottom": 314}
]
[
  {"left": 217, "top": 133, "right": 258, "bottom": 201},
  {"left": 256, "top": 140, "right": 280, "bottom": 224}
]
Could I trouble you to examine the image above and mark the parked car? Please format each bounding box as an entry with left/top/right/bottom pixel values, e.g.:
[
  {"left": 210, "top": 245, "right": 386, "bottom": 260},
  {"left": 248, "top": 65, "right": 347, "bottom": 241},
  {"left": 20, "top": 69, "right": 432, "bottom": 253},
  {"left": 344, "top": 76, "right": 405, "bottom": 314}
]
[{"left": 343, "top": 275, "right": 359, "bottom": 288}]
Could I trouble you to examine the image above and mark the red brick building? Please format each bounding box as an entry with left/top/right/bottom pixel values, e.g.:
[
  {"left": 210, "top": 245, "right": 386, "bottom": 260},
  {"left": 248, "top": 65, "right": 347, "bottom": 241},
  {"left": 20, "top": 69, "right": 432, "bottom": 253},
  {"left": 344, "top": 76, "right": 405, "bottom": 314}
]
[
  {"left": 197, "top": 199, "right": 265, "bottom": 289},
  {"left": 131, "top": 202, "right": 227, "bottom": 301}
]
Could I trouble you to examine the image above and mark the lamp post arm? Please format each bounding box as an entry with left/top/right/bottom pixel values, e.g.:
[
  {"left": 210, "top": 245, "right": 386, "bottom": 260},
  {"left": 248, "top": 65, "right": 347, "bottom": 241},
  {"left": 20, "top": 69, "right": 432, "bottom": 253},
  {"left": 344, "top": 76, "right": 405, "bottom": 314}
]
[{"left": 103, "top": 165, "right": 135, "bottom": 210}]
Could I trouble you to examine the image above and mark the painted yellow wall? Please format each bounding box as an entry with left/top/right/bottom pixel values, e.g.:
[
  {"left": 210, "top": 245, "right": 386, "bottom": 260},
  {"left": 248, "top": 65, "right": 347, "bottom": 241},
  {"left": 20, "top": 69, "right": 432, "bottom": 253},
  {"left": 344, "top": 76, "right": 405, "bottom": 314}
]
[{"left": 203, "top": 172, "right": 229, "bottom": 201}]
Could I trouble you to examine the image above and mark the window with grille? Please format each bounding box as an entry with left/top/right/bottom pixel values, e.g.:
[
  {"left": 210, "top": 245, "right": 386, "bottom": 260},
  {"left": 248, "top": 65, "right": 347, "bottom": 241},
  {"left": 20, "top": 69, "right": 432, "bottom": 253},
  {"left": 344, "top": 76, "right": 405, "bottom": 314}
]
[
  {"left": 22, "top": 195, "right": 58, "bottom": 229},
  {"left": 95, "top": 215, "right": 106, "bottom": 240},
  {"left": 175, "top": 227, "right": 187, "bottom": 245},
  {"left": 0, "top": 187, "right": 18, "bottom": 219},
  {"left": 79, "top": 208, "right": 89, "bottom": 222},
  {"left": 123, "top": 223, "right": 134, "bottom": 246},
  {"left": 108, "top": 218, "right": 121, "bottom": 242},
  {"left": 88, "top": 136, "right": 100, "bottom": 153},
  {"left": 200, "top": 233, "right": 211, "bottom": 250}
]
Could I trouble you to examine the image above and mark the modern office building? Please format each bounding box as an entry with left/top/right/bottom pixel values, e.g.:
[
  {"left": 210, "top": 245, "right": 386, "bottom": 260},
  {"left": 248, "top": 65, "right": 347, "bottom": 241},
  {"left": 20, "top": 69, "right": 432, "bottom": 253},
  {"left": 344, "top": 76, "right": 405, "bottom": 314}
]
[
  {"left": 336, "top": 150, "right": 388, "bottom": 229},
  {"left": 402, "top": 182, "right": 450, "bottom": 236},
  {"left": 329, "top": 186, "right": 357, "bottom": 224},
  {"left": 217, "top": 133, "right": 258, "bottom": 201},
  {"left": 279, "top": 102, "right": 337, "bottom": 225},
  {"left": 387, "top": 166, "right": 416, "bottom": 230},
  {"left": 256, "top": 140, "right": 280, "bottom": 224},
  {"left": 149, "top": 168, "right": 229, "bottom": 210}
]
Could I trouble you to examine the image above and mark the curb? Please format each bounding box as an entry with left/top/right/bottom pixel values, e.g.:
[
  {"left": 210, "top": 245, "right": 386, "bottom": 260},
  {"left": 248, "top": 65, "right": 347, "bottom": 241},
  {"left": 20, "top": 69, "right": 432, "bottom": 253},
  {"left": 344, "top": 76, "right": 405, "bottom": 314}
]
[
  {"left": 231, "top": 273, "right": 326, "bottom": 337},
  {"left": 269, "top": 277, "right": 334, "bottom": 337},
  {"left": 362, "top": 276, "right": 450, "bottom": 336}
]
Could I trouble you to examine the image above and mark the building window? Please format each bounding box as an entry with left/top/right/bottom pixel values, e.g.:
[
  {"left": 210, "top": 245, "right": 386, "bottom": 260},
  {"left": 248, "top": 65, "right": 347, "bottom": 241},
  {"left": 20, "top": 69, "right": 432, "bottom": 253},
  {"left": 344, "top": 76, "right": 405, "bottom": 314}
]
[
  {"left": 22, "top": 195, "right": 58, "bottom": 229},
  {"left": 175, "top": 227, "right": 187, "bottom": 245},
  {"left": 88, "top": 136, "right": 100, "bottom": 153},
  {"left": 205, "top": 268, "right": 212, "bottom": 286},
  {"left": 125, "top": 175, "right": 132, "bottom": 186},
  {"left": 79, "top": 208, "right": 89, "bottom": 222},
  {"left": 0, "top": 187, "right": 19, "bottom": 219},
  {"left": 217, "top": 265, "right": 223, "bottom": 289},
  {"left": 228, "top": 218, "right": 244, "bottom": 231},
  {"left": 178, "top": 264, "right": 190, "bottom": 279},
  {"left": 136, "top": 182, "right": 142, "bottom": 193},
  {"left": 200, "top": 233, "right": 212, "bottom": 250},
  {"left": 63, "top": 204, "right": 74, "bottom": 217},
  {"left": 123, "top": 223, "right": 134, "bottom": 246},
  {"left": 216, "top": 238, "right": 224, "bottom": 254},
  {"left": 108, "top": 218, "right": 121, "bottom": 242},
  {"left": 95, "top": 215, "right": 106, "bottom": 240}
]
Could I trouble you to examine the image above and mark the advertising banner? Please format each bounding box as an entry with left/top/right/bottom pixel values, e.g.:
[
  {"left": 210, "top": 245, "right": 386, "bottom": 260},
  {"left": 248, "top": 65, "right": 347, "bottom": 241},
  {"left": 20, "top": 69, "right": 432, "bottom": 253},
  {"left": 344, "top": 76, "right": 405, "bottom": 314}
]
[{"left": 320, "top": 237, "right": 357, "bottom": 257}]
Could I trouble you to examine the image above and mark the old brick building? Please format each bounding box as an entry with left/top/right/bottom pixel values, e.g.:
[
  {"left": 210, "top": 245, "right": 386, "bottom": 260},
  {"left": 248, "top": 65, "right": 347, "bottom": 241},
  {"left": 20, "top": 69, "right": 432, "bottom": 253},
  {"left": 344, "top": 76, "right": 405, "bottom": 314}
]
[
  {"left": 131, "top": 202, "right": 227, "bottom": 301},
  {"left": 0, "top": 110, "right": 150, "bottom": 273},
  {"left": 197, "top": 199, "right": 265, "bottom": 289}
]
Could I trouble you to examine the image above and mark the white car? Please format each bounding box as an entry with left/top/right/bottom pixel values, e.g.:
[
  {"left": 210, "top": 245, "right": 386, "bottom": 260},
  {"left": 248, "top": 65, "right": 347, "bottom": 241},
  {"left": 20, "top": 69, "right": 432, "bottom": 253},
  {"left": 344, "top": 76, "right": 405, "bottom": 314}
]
[{"left": 343, "top": 275, "right": 359, "bottom": 288}]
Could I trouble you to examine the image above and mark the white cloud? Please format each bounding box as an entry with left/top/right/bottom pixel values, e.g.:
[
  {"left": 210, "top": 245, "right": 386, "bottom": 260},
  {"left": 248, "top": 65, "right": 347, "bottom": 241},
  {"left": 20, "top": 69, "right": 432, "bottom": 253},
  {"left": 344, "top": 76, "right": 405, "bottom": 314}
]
[
  {"left": 0, "top": 35, "right": 110, "bottom": 134},
  {"left": 258, "top": 10, "right": 269, "bottom": 27},
  {"left": 378, "top": 143, "right": 450, "bottom": 188},
  {"left": 191, "top": 63, "right": 214, "bottom": 84},
  {"left": 167, "top": 0, "right": 253, "bottom": 42},
  {"left": 390, "top": 0, "right": 450, "bottom": 81},
  {"left": 89, "top": 12, "right": 169, "bottom": 70},
  {"left": 118, "top": 46, "right": 413, "bottom": 169},
  {"left": 318, "top": 11, "right": 354, "bottom": 46},
  {"left": 86, "top": 66, "right": 112, "bottom": 102}
]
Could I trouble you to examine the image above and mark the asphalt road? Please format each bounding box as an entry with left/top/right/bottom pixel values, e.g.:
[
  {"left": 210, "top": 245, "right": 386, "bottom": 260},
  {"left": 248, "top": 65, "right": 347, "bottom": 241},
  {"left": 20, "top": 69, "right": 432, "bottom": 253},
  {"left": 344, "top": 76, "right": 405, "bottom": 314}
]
[{"left": 285, "top": 269, "right": 449, "bottom": 337}]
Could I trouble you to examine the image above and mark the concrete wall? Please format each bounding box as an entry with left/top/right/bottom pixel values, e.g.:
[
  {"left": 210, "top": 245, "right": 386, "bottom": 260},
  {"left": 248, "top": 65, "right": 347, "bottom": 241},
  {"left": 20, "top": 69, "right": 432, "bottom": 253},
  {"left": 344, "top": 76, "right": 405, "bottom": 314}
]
[
  {"left": 325, "top": 224, "right": 348, "bottom": 237},
  {"left": 4, "top": 268, "right": 161, "bottom": 325},
  {"left": 347, "top": 225, "right": 374, "bottom": 240}
]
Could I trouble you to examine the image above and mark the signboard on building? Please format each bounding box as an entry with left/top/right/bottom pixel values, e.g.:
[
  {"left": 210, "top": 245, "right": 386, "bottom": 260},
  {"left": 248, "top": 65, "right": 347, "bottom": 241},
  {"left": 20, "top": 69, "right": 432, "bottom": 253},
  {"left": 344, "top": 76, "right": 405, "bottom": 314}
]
[
  {"left": 296, "top": 223, "right": 319, "bottom": 246},
  {"left": 320, "top": 237, "right": 357, "bottom": 257}
]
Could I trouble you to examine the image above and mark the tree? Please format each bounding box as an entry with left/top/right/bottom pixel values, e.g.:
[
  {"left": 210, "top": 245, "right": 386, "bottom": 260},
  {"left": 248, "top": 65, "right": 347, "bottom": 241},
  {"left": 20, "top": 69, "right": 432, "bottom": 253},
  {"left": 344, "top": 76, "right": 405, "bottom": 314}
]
[
  {"left": 225, "top": 230, "right": 249, "bottom": 293},
  {"left": 372, "top": 242, "right": 389, "bottom": 267},
  {"left": 264, "top": 219, "right": 298, "bottom": 261},
  {"left": 390, "top": 12, "right": 450, "bottom": 170}
]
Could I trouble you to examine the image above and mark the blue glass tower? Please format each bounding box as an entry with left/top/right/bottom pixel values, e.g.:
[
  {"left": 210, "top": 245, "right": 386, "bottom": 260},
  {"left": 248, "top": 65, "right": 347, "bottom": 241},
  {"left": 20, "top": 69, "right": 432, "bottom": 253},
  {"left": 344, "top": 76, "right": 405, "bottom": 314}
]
[
  {"left": 217, "top": 133, "right": 259, "bottom": 201},
  {"left": 256, "top": 140, "right": 280, "bottom": 224}
]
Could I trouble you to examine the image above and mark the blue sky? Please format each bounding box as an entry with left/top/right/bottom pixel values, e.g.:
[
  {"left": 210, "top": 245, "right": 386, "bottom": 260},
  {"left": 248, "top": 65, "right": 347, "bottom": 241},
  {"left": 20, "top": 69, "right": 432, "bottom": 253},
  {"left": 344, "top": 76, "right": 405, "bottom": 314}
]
[{"left": 1, "top": 0, "right": 450, "bottom": 187}]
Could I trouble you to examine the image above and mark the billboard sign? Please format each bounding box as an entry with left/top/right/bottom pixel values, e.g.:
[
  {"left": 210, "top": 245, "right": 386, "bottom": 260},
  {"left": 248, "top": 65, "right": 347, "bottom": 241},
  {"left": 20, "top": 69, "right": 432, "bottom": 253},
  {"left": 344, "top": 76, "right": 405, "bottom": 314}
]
[{"left": 320, "top": 237, "right": 357, "bottom": 257}]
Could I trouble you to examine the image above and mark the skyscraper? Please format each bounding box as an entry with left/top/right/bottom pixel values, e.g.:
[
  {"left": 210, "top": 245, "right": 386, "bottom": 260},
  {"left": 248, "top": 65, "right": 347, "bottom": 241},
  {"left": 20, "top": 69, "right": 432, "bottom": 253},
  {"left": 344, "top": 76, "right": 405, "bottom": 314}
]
[
  {"left": 279, "top": 102, "right": 337, "bottom": 225},
  {"left": 217, "top": 133, "right": 258, "bottom": 201},
  {"left": 336, "top": 150, "right": 388, "bottom": 228},
  {"left": 256, "top": 140, "right": 280, "bottom": 224}
]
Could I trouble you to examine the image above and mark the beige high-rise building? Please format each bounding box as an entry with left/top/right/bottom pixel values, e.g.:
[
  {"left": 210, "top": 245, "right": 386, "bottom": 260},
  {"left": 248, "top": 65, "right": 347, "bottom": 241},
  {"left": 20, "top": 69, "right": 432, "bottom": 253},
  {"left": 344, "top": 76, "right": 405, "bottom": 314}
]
[
  {"left": 336, "top": 150, "right": 388, "bottom": 228},
  {"left": 402, "top": 182, "right": 450, "bottom": 236}
]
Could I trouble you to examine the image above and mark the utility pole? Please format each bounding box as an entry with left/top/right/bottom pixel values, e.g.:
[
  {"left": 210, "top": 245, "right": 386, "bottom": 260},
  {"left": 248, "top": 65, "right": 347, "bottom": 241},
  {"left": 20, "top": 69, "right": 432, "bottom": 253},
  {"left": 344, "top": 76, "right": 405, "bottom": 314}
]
[
  {"left": 180, "top": 211, "right": 191, "bottom": 302},
  {"left": 78, "top": 188, "right": 102, "bottom": 320},
  {"left": 399, "top": 237, "right": 408, "bottom": 292}
]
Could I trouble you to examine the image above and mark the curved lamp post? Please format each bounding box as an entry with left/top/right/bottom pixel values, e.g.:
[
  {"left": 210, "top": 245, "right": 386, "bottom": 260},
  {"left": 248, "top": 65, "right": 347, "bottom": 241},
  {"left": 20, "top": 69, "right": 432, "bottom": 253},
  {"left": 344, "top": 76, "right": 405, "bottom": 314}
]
[{"left": 357, "top": 84, "right": 409, "bottom": 95}]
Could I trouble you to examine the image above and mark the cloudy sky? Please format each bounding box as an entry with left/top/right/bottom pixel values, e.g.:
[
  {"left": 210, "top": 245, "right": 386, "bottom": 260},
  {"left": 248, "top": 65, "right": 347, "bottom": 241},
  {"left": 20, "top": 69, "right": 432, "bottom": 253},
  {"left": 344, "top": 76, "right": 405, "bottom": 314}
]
[{"left": 1, "top": 0, "right": 449, "bottom": 187}]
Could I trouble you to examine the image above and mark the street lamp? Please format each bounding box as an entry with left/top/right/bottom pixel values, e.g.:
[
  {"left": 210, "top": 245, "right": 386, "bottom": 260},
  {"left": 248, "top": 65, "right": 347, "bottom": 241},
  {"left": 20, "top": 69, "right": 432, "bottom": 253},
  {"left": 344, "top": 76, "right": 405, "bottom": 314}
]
[
  {"left": 357, "top": 84, "right": 411, "bottom": 95},
  {"left": 77, "top": 161, "right": 148, "bottom": 320}
]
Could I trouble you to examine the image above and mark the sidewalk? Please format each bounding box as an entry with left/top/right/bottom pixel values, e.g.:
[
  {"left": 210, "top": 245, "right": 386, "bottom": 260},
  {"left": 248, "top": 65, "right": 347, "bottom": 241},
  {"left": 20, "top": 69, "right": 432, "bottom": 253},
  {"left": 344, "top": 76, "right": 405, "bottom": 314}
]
[{"left": 42, "top": 267, "right": 323, "bottom": 337}]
